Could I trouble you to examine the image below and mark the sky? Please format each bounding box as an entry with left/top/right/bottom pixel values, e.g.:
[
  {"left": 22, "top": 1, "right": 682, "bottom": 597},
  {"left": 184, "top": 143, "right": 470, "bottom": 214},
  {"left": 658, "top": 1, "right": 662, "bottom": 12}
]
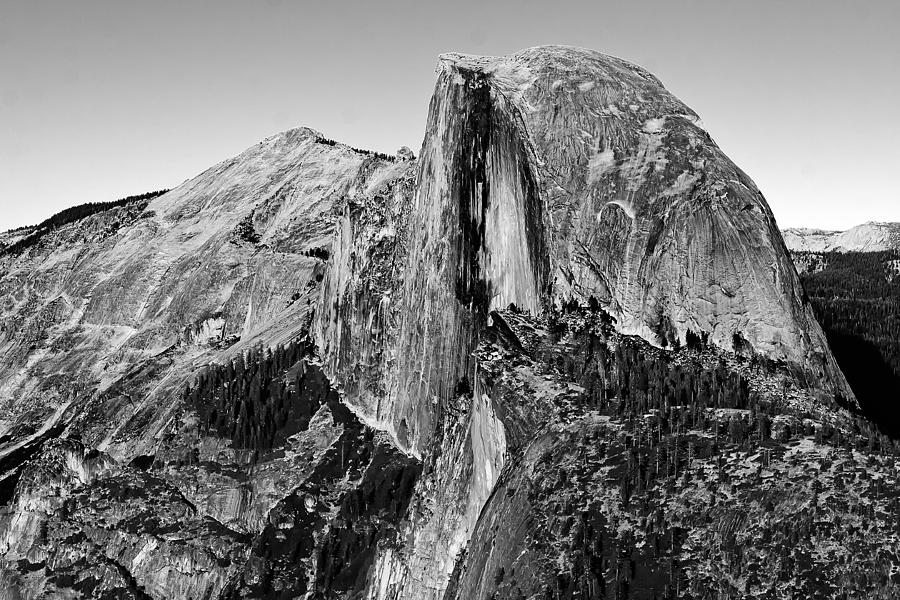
[{"left": 1, "top": 0, "right": 898, "bottom": 231}]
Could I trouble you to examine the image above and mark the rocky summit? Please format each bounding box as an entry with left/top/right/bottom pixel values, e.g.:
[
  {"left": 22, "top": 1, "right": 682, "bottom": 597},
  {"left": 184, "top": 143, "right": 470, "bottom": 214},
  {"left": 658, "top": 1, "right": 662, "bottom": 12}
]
[{"left": 1, "top": 46, "right": 898, "bottom": 599}]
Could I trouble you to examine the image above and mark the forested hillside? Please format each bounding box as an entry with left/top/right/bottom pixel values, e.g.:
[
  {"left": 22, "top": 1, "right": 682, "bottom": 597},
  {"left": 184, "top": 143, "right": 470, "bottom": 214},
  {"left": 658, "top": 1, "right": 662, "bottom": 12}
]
[
  {"left": 794, "top": 250, "right": 900, "bottom": 436},
  {"left": 0, "top": 189, "right": 168, "bottom": 256},
  {"left": 185, "top": 340, "right": 334, "bottom": 454},
  {"left": 446, "top": 307, "right": 900, "bottom": 599}
]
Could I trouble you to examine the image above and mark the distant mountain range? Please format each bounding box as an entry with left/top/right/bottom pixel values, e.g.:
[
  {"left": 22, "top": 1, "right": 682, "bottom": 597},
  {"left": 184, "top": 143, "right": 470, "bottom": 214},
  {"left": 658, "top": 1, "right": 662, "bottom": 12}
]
[{"left": 783, "top": 221, "right": 900, "bottom": 253}]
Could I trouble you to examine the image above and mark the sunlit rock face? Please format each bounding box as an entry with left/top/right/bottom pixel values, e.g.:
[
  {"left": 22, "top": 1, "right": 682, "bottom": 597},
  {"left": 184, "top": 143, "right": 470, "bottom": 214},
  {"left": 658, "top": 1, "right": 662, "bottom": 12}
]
[
  {"left": 321, "top": 46, "right": 851, "bottom": 470},
  {"left": 425, "top": 47, "right": 849, "bottom": 401},
  {"left": 0, "top": 128, "right": 420, "bottom": 598},
  {"left": 0, "top": 126, "right": 414, "bottom": 464},
  {"left": 324, "top": 45, "right": 853, "bottom": 464}
]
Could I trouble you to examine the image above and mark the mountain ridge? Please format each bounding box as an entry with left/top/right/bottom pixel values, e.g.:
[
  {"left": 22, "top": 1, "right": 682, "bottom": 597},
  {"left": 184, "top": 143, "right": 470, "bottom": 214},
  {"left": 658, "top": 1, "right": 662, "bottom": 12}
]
[{"left": 783, "top": 221, "right": 900, "bottom": 253}]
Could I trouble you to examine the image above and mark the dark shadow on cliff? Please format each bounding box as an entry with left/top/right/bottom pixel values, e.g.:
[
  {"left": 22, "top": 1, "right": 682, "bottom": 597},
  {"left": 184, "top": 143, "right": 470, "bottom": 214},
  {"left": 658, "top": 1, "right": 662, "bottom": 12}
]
[{"left": 824, "top": 330, "right": 900, "bottom": 438}]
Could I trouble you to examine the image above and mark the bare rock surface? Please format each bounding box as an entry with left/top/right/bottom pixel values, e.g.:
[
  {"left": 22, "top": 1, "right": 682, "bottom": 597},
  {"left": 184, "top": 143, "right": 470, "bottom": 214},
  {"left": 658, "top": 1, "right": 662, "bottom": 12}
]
[
  {"left": 425, "top": 47, "right": 844, "bottom": 391},
  {"left": 0, "top": 126, "right": 413, "bottom": 461}
]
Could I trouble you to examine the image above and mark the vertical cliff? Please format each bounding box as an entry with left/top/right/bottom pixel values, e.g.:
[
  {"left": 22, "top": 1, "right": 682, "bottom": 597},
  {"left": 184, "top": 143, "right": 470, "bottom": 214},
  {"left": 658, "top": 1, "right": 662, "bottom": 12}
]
[
  {"left": 322, "top": 45, "right": 852, "bottom": 462},
  {"left": 431, "top": 47, "right": 849, "bottom": 401},
  {"left": 314, "top": 46, "right": 862, "bottom": 600},
  {"left": 389, "top": 57, "right": 550, "bottom": 455}
]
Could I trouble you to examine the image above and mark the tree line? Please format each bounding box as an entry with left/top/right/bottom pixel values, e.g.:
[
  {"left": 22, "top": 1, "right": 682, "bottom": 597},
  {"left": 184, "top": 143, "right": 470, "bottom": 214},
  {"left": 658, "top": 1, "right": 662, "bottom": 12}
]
[
  {"left": 481, "top": 306, "right": 900, "bottom": 599},
  {"left": 183, "top": 340, "right": 338, "bottom": 454},
  {"left": 1, "top": 189, "right": 168, "bottom": 256},
  {"left": 315, "top": 136, "right": 397, "bottom": 162},
  {"left": 796, "top": 250, "right": 900, "bottom": 437},
  {"left": 538, "top": 306, "right": 900, "bottom": 454}
]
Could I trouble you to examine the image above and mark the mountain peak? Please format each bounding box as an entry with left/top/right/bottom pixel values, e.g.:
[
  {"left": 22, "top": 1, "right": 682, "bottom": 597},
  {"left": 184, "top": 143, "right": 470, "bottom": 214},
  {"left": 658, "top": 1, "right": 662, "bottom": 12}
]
[
  {"left": 417, "top": 45, "right": 844, "bottom": 401},
  {"left": 263, "top": 125, "right": 323, "bottom": 142}
]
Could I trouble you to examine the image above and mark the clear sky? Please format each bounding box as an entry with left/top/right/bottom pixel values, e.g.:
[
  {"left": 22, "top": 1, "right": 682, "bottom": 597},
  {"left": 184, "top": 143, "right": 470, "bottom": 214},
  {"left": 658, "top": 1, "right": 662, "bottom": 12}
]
[{"left": 1, "top": 0, "right": 898, "bottom": 231}]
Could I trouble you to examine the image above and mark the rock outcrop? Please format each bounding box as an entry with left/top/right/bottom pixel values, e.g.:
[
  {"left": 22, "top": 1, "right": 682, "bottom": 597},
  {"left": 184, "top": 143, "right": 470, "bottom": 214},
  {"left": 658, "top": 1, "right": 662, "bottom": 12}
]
[{"left": 2, "top": 46, "right": 893, "bottom": 600}]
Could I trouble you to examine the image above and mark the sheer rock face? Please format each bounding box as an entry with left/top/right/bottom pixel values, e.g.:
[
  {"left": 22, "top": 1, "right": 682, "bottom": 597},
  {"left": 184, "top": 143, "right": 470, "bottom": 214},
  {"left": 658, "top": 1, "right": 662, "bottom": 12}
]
[
  {"left": 422, "top": 47, "right": 849, "bottom": 402},
  {"left": 323, "top": 46, "right": 851, "bottom": 466}
]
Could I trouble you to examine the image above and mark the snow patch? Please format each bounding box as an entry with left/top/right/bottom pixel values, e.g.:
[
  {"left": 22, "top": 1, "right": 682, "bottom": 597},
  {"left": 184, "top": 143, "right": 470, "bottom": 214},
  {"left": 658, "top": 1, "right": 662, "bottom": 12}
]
[
  {"left": 661, "top": 171, "right": 701, "bottom": 197},
  {"left": 587, "top": 146, "right": 616, "bottom": 183},
  {"left": 642, "top": 117, "right": 666, "bottom": 133}
]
